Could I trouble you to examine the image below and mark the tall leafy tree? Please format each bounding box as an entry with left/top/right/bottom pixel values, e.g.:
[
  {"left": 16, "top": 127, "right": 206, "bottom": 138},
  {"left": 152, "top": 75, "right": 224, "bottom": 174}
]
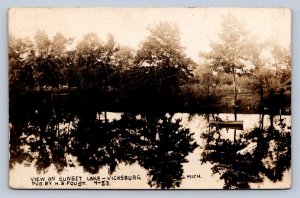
[
  {"left": 75, "top": 32, "right": 103, "bottom": 89},
  {"left": 9, "top": 34, "right": 35, "bottom": 94},
  {"left": 9, "top": 34, "right": 37, "bottom": 127},
  {"left": 203, "top": 14, "right": 249, "bottom": 73},
  {"left": 201, "top": 14, "right": 252, "bottom": 119},
  {"left": 33, "top": 30, "right": 65, "bottom": 90},
  {"left": 125, "top": 22, "right": 196, "bottom": 111},
  {"left": 135, "top": 22, "right": 196, "bottom": 83},
  {"left": 244, "top": 41, "right": 291, "bottom": 127},
  {"left": 75, "top": 33, "right": 119, "bottom": 90}
]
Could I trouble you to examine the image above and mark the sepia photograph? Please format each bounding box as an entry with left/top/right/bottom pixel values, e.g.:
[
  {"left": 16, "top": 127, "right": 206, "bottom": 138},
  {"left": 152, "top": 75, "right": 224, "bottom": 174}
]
[{"left": 8, "top": 7, "right": 291, "bottom": 189}]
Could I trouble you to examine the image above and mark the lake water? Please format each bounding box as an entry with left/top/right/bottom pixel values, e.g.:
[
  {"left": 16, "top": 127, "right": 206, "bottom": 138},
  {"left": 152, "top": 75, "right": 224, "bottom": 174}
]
[{"left": 9, "top": 113, "right": 291, "bottom": 189}]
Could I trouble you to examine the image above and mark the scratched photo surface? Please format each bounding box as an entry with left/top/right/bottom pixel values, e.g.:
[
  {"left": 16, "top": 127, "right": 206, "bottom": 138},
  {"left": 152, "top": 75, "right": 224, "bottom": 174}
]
[{"left": 8, "top": 8, "right": 291, "bottom": 189}]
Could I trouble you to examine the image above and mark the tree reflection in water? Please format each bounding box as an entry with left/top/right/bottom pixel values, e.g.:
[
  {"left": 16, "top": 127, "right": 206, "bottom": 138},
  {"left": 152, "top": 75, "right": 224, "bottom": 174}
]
[
  {"left": 9, "top": 98, "right": 76, "bottom": 173},
  {"left": 9, "top": 103, "right": 198, "bottom": 189},
  {"left": 122, "top": 113, "right": 198, "bottom": 189},
  {"left": 69, "top": 112, "right": 198, "bottom": 189},
  {"left": 201, "top": 119, "right": 291, "bottom": 189}
]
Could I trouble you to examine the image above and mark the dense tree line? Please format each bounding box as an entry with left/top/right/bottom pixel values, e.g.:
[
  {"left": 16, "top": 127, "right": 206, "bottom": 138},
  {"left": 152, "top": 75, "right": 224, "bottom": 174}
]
[
  {"left": 9, "top": 22, "right": 196, "bottom": 114},
  {"left": 9, "top": 19, "right": 291, "bottom": 115}
]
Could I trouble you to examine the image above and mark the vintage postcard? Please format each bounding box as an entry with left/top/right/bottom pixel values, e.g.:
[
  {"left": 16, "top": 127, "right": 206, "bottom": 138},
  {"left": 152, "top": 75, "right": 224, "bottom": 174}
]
[{"left": 9, "top": 7, "right": 291, "bottom": 189}]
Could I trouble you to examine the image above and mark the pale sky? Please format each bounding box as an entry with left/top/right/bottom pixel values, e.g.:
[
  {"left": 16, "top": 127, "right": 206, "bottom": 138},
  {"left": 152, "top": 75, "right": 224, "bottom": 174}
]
[{"left": 9, "top": 8, "right": 291, "bottom": 63}]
